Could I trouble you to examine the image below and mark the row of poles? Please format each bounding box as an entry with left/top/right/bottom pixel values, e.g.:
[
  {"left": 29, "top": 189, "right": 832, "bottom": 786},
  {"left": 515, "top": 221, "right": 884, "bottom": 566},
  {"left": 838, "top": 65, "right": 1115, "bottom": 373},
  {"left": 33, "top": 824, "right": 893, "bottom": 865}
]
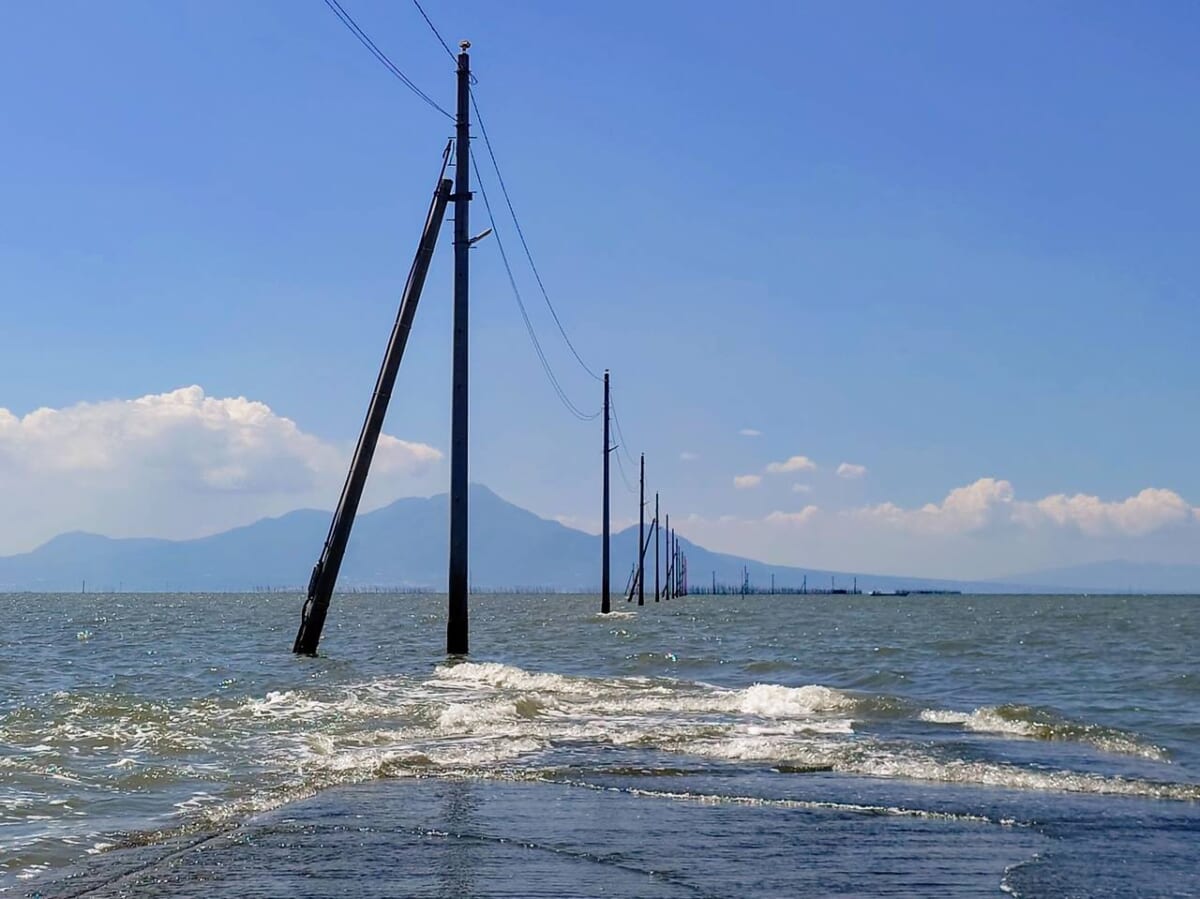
[
  {"left": 292, "top": 43, "right": 688, "bottom": 656},
  {"left": 600, "top": 371, "right": 688, "bottom": 615}
]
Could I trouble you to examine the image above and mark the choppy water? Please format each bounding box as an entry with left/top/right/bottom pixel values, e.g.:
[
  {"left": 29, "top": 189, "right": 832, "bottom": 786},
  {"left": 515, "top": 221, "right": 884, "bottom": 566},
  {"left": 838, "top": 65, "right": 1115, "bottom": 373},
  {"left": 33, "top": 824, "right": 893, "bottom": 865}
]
[{"left": 2, "top": 592, "right": 1198, "bottom": 895}]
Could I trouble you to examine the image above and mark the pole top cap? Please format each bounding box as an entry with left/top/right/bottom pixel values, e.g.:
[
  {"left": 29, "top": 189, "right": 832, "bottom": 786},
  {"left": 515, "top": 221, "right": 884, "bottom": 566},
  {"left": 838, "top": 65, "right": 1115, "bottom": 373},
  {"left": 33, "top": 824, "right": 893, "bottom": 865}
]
[{"left": 460, "top": 40, "right": 471, "bottom": 51}]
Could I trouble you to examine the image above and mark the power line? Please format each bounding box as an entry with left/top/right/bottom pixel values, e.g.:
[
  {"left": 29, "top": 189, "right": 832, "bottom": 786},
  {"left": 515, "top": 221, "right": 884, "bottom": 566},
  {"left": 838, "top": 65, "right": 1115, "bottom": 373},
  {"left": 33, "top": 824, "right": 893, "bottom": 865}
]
[
  {"left": 471, "top": 148, "right": 600, "bottom": 422},
  {"left": 478, "top": 91, "right": 637, "bottom": 487},
  {"left": 606, "top": 382, "right": 637, "bottom": 493},
  {"left": 612, "top": 440, "right": 637, "bottom": 494},
  {"left": 608, "top": 387, "right": 637, "bottom": 468},
  {"left": 410, "top": 0, "right": 456, "bottom": 62},
  {"left": 322, "top": 0, "right": 453, "bottom": 120},
  {"left": 470, "top": 89, "right": 602, "bottom": 382}
]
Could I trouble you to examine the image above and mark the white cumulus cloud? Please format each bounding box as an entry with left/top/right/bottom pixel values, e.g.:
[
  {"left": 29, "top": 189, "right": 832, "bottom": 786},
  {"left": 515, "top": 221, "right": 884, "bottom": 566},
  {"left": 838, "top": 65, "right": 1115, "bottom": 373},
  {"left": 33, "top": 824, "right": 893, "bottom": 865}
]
[
  {"left": 836, "top": 462, "right": 867, "bottom": 479},
  {"left": 642, "top": 478, "right": 1200, "bottom": 583},
  {"left": 739, "top": 428, "right": 762, "bottom": 437},
  {"left": 853, "top": 477, "right": 1015, "bottom": 535},
  {"left": 733, "top": 474, "right": 762, "bottom": 489},
  {"left": 0, "top": 386, "right": 443, "bottom": 553},
  {"left": 765, "top": 506, "right": 820, "bottom": 525},
  {"left": 791, "top": 483, "right": 812, "bottom": 493},
  {"left": 765, "top": 455, "right": 817, "bottom": 474},
  {"left": 849, "top": 478, "right": 1198, "bottom": 541},
  {"left": 1017, "top": 488, "right": 1195, "bottom": 537}
]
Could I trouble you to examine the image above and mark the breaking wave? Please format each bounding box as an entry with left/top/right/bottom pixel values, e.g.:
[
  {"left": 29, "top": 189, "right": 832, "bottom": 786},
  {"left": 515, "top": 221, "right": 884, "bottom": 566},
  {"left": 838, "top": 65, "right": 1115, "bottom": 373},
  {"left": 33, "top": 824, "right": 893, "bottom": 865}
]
[
  {"left": 4, "top": 659, "right": 1197, "bottom": 886},
  {"left": 918, "top": 705, "right": 1169, "bottom": 760}
]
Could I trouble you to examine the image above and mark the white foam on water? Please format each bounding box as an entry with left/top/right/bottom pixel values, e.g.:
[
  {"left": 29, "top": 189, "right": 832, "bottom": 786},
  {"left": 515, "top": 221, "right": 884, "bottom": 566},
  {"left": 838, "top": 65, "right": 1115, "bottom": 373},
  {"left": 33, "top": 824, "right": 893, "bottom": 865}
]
[
  {"left": 679, "top": 733, "right": 842, "bottom": 766},
  {"left": 552, "top": 778, "right": 1014, "bottom": 826},
  {"left": 673, "top": 731, "right": 1199, "bottom": 801},
  {"left": 5, "top": 655, "right": 1196, "bottom": 892},
  {"left": 919, "top": 706, "right": 1169, "bottom": 760},
  {"left": 921, "top": 707, "right": 1046, "bottom": 741},
  {"left": 733, "top": 683, "right": 857, "bottom": 717},
  {"left": 241, "top": 683, "right": 418, "bottom": 724},
  {"left": 849, "top": 752, "right": 1200, "bottom": 800},
  {"left": 436, "top": 695, "right": 555, "bottom": 733},
  {"left": 432, "top": 661, "right": 634, "bottom": 696}
]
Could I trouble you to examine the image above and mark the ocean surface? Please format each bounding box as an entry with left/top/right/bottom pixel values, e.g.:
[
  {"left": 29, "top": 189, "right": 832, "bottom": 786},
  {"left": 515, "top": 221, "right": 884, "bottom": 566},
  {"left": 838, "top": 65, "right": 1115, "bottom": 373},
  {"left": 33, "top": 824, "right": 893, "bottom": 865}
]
[{"left": 2, "top": 591, "right": 1198, "bottom": 896}]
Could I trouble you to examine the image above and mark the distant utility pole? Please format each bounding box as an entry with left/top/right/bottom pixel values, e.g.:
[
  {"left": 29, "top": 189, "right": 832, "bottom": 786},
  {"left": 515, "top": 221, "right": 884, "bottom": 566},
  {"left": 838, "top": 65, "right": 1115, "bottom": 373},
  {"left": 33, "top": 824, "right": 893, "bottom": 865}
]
[
  {"left": 654, "top": 492, "right": 660, "bottom": 602},
  {"left": 601, "top": 371, "right": 611, "bottom": 614},
  {"left": 447, "top": 41, "right": 472, "bottom": 655},
  {"left": 673, "top": 529, "right": 679, "bottom": 596},
  {"left": 664, "top": 513, "right": 671, "bottom": 601},
  {"left": 638, "top": 453, "right": 645, "bottom": 606}
]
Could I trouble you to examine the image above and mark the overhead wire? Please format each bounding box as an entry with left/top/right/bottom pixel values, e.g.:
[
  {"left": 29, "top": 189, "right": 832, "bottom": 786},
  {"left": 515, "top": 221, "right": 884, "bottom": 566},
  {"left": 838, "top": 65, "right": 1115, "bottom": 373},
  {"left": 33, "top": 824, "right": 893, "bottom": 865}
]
[
  {"left": 318, "top": 0, "right": 644, "bottom": 519},
  {"left": 409, "top": 0, "right": 457, "bottom": 63},
  {"left": 612, "top": 442, "right": 637, "bottom": 494},
  {"left": 319, "top": 1, "right": 623, "bottom": 450},
  {"left": 607, "top": 387, "right": 638, "bottom": 468},
  {"left": 470, "top": 148, "right": 600, "bottom": 422},
  {"left": 321, "top": 0, "right": 454, "bottom": 120},
  {"left": 469, "top": 89, "right": 603, "bottom": 383},
  {"left": 607, "top": 385, "right": 638, "bottom": 492}
]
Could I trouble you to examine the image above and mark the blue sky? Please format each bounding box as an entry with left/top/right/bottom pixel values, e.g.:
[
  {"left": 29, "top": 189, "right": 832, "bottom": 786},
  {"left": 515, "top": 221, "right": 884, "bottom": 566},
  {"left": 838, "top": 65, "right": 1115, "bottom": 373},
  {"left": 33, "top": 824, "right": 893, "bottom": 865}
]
[{"left": 1, "top": 1, "right": 1198, "bottom": 576}]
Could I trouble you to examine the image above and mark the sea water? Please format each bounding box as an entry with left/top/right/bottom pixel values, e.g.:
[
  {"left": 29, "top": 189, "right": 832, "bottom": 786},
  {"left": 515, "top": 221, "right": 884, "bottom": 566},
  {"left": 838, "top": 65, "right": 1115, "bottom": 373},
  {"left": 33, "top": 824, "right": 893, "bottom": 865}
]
[{"left": 1, "top": 592, "right": 1197, "bottom": 895}]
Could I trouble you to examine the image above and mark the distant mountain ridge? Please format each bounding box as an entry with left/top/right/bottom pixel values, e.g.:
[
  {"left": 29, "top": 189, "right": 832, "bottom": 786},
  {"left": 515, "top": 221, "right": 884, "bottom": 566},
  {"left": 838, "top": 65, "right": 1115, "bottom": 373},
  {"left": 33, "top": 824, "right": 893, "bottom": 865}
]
[
  {"left": 0, "top": 485, "right": 1196, "bottom": 593},
  {"left": 988, "top": 560, "right": 1200, "bottom": 595}
]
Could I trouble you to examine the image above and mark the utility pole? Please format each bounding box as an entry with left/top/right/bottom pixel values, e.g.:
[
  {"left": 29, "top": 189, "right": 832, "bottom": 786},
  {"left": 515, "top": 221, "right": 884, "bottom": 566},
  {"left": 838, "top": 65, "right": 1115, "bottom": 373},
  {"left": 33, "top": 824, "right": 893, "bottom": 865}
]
[
  {"left": 654, "top": 493, "right": 660, "bottom": 602},
  {"left": 672, "top": 529, "right": 677, "bottom": 596},
  {"left": 293, "top": 163, "right": 453, "bottom": 655},
  {"left": 664, "top": 513, "right": 671, "bottom": 600},
  {"left": 447, "top": 41, "right": 472, "bottom": 655},
  {"left": 601, "top": 371, "right": 611, "bottom": 614},
  {"left": 638, "top": 453, "right": 645, "bottom": 606}
]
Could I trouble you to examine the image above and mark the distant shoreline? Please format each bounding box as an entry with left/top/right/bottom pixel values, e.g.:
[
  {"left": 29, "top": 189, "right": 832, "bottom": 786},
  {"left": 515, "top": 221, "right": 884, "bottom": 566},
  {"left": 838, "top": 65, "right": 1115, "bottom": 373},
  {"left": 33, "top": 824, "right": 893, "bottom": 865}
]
[{"left": 4, "top": 588, "right": 1198, "bottom": 597}]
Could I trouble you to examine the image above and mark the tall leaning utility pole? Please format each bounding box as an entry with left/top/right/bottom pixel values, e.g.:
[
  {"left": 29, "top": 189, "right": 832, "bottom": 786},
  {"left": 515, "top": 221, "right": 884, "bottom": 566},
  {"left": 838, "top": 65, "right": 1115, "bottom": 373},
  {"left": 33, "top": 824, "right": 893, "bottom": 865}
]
[
  {"left": 601, "top": 371, "right": 611, "bottom": 614},
  {"left": 638, "top": 453, "right": 645, "bottom": 606},
  {"left": 447, "top": 41, "right": 472, "bottom": 655},
  {"left": 293, "top": 162, "right": 453, "bottom": 656}
]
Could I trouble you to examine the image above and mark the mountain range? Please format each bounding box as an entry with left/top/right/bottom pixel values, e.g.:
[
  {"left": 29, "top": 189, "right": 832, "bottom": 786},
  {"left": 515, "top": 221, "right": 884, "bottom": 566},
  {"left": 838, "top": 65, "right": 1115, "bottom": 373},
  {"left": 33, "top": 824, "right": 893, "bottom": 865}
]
[{"left": 0, "top": 485, "right": 1196, "bottom": 594}]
